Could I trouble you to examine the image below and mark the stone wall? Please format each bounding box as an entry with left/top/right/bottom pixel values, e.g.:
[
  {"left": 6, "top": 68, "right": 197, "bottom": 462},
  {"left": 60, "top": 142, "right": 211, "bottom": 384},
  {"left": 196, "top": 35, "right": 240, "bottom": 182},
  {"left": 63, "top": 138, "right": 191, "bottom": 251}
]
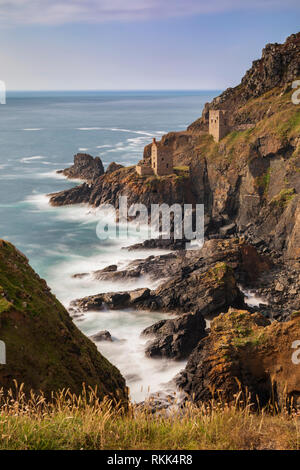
[{"left": 136, "top": 164, "right": 154, "bottom": 176}]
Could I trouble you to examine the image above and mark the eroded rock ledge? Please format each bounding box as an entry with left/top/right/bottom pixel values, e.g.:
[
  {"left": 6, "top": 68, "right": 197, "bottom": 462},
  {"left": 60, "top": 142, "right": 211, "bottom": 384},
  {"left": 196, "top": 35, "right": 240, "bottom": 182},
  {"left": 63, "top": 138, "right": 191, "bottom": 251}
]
[
  {"left": 176, "top": 309, "right": 300, "bottom": 408},
  {"left": 57, "top": 153, "right": 104, "bottom": 183}
]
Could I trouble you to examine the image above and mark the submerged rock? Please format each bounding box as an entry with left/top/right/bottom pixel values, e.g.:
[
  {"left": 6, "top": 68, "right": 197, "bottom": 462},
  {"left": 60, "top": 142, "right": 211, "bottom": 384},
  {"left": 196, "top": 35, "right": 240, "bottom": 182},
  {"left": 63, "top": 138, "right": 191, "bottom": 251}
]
[
  {"left": 106, "top": 162, "right": 124, "bottom": 174},
  {"left": 90, "top": 330, "right": 113, "bottom": 342}
]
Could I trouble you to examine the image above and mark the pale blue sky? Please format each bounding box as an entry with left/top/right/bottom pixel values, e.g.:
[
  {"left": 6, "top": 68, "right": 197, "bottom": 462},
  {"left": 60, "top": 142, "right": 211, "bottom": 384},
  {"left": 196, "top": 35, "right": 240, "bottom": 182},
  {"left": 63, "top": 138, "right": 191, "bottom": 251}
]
[{"left": 0, "top": 0, "right": 299, "bottom": 90}]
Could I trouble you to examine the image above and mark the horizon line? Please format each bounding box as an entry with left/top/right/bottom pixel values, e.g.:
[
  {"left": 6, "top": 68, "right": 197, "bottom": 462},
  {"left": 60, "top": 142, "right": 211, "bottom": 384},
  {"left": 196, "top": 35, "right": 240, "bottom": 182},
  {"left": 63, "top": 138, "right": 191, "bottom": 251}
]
[{"left": 6, "top": 88, "right": 223, "bottom": 93}]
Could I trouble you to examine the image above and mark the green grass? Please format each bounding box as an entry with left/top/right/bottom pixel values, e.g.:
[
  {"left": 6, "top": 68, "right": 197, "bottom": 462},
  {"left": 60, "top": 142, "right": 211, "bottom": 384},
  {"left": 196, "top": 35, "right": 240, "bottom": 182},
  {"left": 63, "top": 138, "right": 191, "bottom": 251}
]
[
  {"left": 0, "top": 384, "right": 299, "bottom": 450},
  {"left": 173, "top": 165, "right": 189, "bottom": 171},
  {"left": 270, "top": 188, "right": 296, "bottom": 207},
  {"left": 0, "top": 297, "right": 12, "bottom": 313},
  {"left": 255, "top": 168, "right": 271, "bottom": 195},
  {"left": 276, "top": 108, "right": 300, "bottom": 140}
]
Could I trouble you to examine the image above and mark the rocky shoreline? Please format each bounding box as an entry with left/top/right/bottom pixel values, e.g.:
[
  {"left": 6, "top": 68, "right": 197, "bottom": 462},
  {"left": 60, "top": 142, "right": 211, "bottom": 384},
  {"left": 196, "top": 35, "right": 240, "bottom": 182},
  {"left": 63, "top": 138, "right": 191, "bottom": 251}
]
[
  {"left": 51, "top": 33, "right": 299, "bottom": 408},
  {"left": 68, "top": 235, "right": 299, "bottom": 407}
]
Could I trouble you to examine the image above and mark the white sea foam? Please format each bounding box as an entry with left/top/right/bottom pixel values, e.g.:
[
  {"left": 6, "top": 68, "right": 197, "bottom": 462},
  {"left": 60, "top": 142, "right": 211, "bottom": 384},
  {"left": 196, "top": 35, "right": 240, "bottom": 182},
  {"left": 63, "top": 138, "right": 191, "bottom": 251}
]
[
  {"left": 30, "top": 169, "right": 83, "bottom": 182},
  {"left": 241, "top": 287, "right": 269, "bottom": 307},
  {"left": 21, "top": 155, "right": 45, "bottom": 163},
  {"left": 78, "top": 309, "right": 185, "bottom": 402},
  {"left": 25, "top": 190, "right": 177, "bottom": 402},
  {"left": 22, "top": 128, "right": 43, "bottom": 131},
  {"left": 77, "top": 127, "right": 155, "bottom": 137}
]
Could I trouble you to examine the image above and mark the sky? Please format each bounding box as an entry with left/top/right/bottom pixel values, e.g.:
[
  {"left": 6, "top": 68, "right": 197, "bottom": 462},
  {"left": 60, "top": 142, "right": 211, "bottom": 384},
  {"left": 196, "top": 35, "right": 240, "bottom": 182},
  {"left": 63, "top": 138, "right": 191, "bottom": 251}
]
[{"left": 0, "top": 0, "right": 299, "bottom": 91}]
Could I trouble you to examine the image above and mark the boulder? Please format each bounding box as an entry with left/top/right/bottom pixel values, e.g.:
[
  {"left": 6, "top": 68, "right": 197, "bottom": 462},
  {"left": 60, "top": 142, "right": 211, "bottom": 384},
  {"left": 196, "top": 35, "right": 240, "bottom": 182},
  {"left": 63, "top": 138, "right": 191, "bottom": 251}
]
[
  {"left": 90, "top": 330, "right": 113, "bottom": 342},
  {"left": 72, "top": 259, "right": 246, "bottom": 317},
  {"left": 142, "top": 310, "right": 207, "bottom": 360}
]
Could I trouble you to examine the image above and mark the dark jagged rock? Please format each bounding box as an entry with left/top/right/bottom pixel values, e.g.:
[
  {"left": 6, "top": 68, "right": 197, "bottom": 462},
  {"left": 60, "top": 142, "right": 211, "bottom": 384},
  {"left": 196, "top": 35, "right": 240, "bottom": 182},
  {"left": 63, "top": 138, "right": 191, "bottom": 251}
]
[
  {"left": 74, "top": 237, "right": 297, "bottom": 320},
  {"left": 141, "top": 310, "right": 207, "bottom": 360},
  {"left": 49, "top": 182, "right": 92, "bottom": 206},
  {"left": 106, "top": 162, "right": 124, "bottom": 174},
  {"left": 93, "top": 253, "right": 178, "bottom": 282},
  {"left": 176, "top": 309, "right": 300, "bottom": 408},
  {"left": 90, "top": 330, "right": 113, "bottom": 342},
  {"left": 99, "top": 265, "right": 118, "bottom": 273},
  {"left": 124, "top": 237, "right": 188, "bottom": 251},
  {"left": 71, "top": 288, "right": 151, "bottom": 312},
  {"left": 57, "top": 153, "right": 104, "bottom": 183},
  {"left": 143, "top": 261, "right": 245, "bottom": 314}
]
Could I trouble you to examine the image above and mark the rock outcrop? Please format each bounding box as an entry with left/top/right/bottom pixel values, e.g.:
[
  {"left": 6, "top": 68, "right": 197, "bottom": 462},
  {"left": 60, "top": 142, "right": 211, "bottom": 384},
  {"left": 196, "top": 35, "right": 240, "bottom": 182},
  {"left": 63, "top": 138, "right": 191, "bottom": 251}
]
[
  {"left": 71, "top": 255, "right": 246, "bottom": 317},
  {"left": 0, "top": 240, "right": 127, "bottom": 402},
  {"left": 106, "top": 162, "right": 124, "bottom": 174},
  {"left": 189, "top": 32, "right": 300, "bottom": 130},
  {"left": 90, "top": 330, "right": 113, "bottom": 342},
  {"left": 141, "top": 311, "right": 207, "bottom": 360},
  {"left": 177, "top": 309, "right": 300, "bottom": 408},
  {"left": 50, "top": 165, "right": 194, "bottom": 212},
  {"left": 57, "top": 153, "right": 104, "bottom": 183}
]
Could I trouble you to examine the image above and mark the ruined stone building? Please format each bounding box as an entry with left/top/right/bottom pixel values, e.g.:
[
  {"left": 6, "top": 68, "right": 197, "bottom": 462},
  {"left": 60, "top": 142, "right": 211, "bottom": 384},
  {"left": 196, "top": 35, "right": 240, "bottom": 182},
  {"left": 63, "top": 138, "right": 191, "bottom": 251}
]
[
  {"left": 209, "top": 109, "right": 228, "bottom": 142},
  {"left": 136, "top": 138, "right": 173, "bottom": 176}
]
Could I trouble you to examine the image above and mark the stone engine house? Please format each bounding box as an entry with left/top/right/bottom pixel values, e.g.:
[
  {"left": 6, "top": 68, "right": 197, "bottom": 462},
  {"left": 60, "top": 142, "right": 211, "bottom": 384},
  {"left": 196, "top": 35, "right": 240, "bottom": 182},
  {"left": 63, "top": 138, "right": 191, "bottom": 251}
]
[
  {"left": 136, "top": 138, "right": 173, "bottom": 177},
  {"left": 209, "top": 109, "right": 228, "bottom": 142}
]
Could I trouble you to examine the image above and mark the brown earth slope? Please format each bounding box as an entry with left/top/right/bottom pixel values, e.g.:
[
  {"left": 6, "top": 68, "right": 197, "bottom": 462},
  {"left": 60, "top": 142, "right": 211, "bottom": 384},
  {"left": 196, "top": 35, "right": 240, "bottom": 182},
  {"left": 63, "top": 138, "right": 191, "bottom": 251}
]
[{"left": 0, "top": 240, "right": 128, "bottom": 402}]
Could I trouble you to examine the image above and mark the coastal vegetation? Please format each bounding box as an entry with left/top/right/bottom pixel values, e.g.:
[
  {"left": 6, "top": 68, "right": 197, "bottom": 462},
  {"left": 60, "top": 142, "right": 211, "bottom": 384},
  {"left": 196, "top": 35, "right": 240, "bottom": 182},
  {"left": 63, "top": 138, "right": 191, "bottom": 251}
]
[{"left": 0, "top": 384, "right": 299, "bottom": 450}]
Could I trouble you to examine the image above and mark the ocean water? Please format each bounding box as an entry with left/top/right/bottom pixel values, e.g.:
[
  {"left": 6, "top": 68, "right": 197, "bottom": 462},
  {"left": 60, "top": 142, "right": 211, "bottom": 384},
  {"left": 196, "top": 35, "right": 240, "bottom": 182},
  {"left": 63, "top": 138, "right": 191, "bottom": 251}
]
[{"left": 0, "top": 90, "right": 218, "bottom": 401}]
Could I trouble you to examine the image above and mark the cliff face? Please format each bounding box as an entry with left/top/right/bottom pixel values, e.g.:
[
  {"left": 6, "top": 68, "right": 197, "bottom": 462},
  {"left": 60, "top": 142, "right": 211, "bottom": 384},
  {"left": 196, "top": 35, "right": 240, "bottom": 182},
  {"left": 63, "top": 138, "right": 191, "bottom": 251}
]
[
  {"left": 50, "top": 33, "right": 300, "bottom": 261},
  {"left": 50, "top": 165, "right": 195, "bottom": 211},
  {"left": 177, "top": 309, "right": 300, "bottom": 408},
  {"left": 189, "top": 32, "right": 300, "bottom": 130},
  {"left": 0, "top": 240, "right": 128, "bottom": 402},
  {"left": 165, "top": 33, "right": 300, "bottom": 261}
]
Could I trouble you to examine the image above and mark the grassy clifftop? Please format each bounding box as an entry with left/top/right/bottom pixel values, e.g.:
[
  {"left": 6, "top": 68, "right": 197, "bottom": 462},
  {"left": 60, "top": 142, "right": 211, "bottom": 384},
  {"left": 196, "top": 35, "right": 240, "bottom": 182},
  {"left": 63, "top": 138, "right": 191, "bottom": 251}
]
[
  {"left": 0, "top": 386, "right": 298, "bottom": 450},
  {"left": 0, "top": 240, "right": 128, "bottom": 403}
]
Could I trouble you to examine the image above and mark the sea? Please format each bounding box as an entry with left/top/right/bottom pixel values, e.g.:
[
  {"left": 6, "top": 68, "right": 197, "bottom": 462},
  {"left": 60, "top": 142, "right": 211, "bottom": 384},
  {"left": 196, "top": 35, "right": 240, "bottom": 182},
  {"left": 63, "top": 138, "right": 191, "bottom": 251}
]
[{"left": 0, "top": 90, "right": 219, "bottom": 401}]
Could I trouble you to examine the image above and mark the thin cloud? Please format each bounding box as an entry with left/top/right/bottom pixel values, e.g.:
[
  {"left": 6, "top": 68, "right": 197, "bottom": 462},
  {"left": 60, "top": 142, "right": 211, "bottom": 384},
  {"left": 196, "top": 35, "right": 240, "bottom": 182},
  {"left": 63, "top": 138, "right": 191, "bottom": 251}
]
[{"left": 0, "top": 0, "right": 299, "bottom": 25}]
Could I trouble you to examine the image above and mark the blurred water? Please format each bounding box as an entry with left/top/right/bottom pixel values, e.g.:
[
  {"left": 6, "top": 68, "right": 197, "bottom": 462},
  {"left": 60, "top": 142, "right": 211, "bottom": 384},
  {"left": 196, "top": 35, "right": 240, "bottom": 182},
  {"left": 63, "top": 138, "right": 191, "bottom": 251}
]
[{"left": 0, "top": 90, "right": 218, "bottom": 400}]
